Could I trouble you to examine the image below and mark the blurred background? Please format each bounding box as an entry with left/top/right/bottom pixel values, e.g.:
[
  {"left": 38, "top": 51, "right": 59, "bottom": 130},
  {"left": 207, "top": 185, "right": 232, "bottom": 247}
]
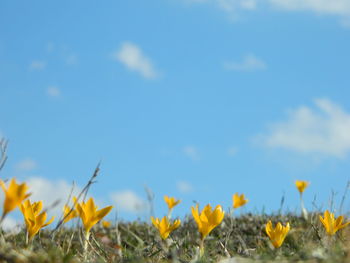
[{"left": 1, "top": 0, "right": 350, "bottom": 227}]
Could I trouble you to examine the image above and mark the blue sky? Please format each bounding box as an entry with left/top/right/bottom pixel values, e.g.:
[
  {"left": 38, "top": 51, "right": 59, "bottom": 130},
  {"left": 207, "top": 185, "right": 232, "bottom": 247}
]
[{"left": 1, "top": 0, "right": 350, "bottom": 225}]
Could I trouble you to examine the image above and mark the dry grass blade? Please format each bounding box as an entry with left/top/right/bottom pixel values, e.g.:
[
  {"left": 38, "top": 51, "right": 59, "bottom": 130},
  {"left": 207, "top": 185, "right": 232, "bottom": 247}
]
[
  {"left": 0, "top": 138, "right": 8, "bottom": 172},
  {"left": 53, "top": 162, "right": 101, "bottom": 231}
]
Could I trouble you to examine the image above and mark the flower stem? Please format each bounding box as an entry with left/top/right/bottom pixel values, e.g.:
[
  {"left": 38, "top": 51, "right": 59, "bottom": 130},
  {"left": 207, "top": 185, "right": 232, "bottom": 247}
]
[
  {"left": 199, "top": 237, "right": 205, "bottom": 258},
  {"left": 167, "top": 208, "right": 173, "bottom": 219},
  {"left": 83, "top": 230, "right": 91, "bottom": 260},
  {"left": 25, "top": 231, "right": 29, "bottom": 246},
  {"left": 300, "top": 193, "right": 308, "bottom": 220},
  {"left": 230, "top": 208, "right": 235, "bottom": 229}
]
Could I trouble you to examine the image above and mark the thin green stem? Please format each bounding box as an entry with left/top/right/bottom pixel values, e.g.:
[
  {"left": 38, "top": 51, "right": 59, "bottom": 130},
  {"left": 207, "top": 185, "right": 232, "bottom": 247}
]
[
  {"left": 25, "top": 231, "right": 29, "bottom": 245},
  {"left": 199, "top": 236, "right": 205, "bottom": 258},
  {"left": 300, "top": 193, "right": 308, "bottom": 220},
  {"left": 167, "top": 208, "right": 173, "bottom": 219},
  {"left": 83, "top": 230, "right": 91, "bottom": 260}
]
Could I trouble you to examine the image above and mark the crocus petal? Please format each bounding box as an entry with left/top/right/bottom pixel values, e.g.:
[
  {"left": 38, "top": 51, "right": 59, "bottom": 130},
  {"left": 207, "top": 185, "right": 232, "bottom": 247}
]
[
  {"left": 42, "top": 216, "right": 55, "bottom": 227},
  {"left": 172, "top": 219, "right": 181, "bottom": 230},
  {"left": 74, "top": 197, "right": 113, "bottom": 233},
  {"left": 151, "top": 216, "right": 181, "bottom": 240},
  {"left": 265, "top": 221, "right": 290, "bottom": 248},
  {"left": 95, "top": 206, "right": 113, "bottom": 222},
  {"left": 339, "top": 221, "right": 350, "bottom": 230},
  {"left": 151, "top": 216, "right": 159, "bottom": 228},
  {"left": 192, "top": 203, "right": 224, "bottom": 240},
  {"left": 334, "top": 216, "right": 344, "bottom": 231},
  {"left": 0, "top": 180, "right": 7, "bottom": 193},
  {"left": 86, "top": 198, "right": 96, "bottom": 219},
  {"left": 191, "top": 205, "right": 202, "bottom": 228},
  {"left": 265, "top": 221, "right": 273, "bottom": 238},
  {"left": 211, "top": 205, "right": 225, "bottom": 225},
  {"left": 36, "top": 212, "right": 47, "bottom": 226}
]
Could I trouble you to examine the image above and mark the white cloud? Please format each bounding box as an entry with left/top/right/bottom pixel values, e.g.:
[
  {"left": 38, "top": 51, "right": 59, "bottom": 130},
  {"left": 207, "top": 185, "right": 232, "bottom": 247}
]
[
  {"left": 66, "top": 54, "right": 78, "bottom": 65},
  {"left": 46, "top": 42, "right": 54, "bottom": 53},
  {"left": 185, "top": 0, "right": 350, "bottom": 24},
  {"left": 15, "top": 158, "right": 37, "bottom": 172},
  {"left": 112, "top": 42, "right": 159, "bottom": 79},
  {"left": 47, "top": 86, "right": 61, "bottom": 97},
  {"left": 185, "top": 0, "right": 257, "bottom": 20},
  {"left": 183, "top": 146, "right": 200, "bottom": 161},
  {"left": 1, "top": 216, "right": 21, "bottom": 233},
  {"left": 227, "top": 146, "right": 238, "bottom": 156},
  {"left": 26, "top": 176, "right": 80, "bottom": 217},
  {"left": 224, "top": 54, "right": 267, "bottom": 72},
  {"left": 269, "top": 0, "right": 350, "bottom": 16},
  {"left": 185, "top": 0, "right": 209, "bottom": 3},
  {"left": 177, "top": 181, "right": 193, "bottom": 193},
  {"left": 186, "top": 0, "right": 257, "bottom": 16},
  {"left": 240, "top": 0, "right": 257, "bottom": 9},
  {"left": 340, "top": 17, "right": 350, "bottom": 28},
  {"left": 110, "top": 190, "right": 147, "bottom": 214},
  {"left": 29, "top": 60, "right": 46, "bottom": 71},
  {"left": 218, "top": 0, "right": 257, "bottom": 12},
  {"left": 257, "top": 99, "right": 350, "bottom": 158}
]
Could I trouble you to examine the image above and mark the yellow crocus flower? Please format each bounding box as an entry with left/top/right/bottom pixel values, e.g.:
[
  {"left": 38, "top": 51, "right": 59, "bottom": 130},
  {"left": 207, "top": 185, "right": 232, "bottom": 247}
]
[
  {"left": 191, "top": 204, "right": 224, "bottom": 239},
  {"left": 76, "top": 197, "right": 113, "bottom": 253},
  {"left": 151, "top": 216, "right": 181, "bottom": 239},
  {"left": 295, "top": 180, "right": 309, "bottom": 194},
  {"left": 76, "top": 197, "right": 113, "bottom": 233},
  {"left": 232, "top": 193, "right": 248, "bottom": 209},
  {"left": 319, "top": 210, "right": 350, "bottom": 235},
  {"left": 265, "top": 220, "right": 290, "bottom": 248},
  {"left": 20, "top": 200, "right": 54, "bottom": 240},
  {"left": 295, "top": 180, "right": 309, "bottom": 219},
  {"left": 164, "top": 195, "right": 181, "bottom": 210},
  {"left": 102, "top": 220, "right": 111, "bottom": 228},
  {"left": 0, "top": 178, "right": 31, "bottom": 218}
]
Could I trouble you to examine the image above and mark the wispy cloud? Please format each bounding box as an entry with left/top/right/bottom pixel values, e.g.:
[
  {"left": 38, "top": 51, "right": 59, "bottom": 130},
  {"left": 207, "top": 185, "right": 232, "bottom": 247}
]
[
  {"left": 269, "top": 0, "right": 350, "bottom": 17},
  {"left": 256, "top": 99, "right": 350, "bottom": 158},
  {"left": 224, "top": 54, "right": 267, "bottom": 72},
  {"left": 185, "top": 0, "right": 350, "bottom": 25},
  {"left": 186, "top": 0, "right": 257, "bottom": 18},
  {"left": 183, "top": 146, "right": 200, "bottom": 161},
  {"left": 46, "top": 86, "right": 61, "bottom": 98},
  {"left": 340, "top": 18, "right": 350, "bottom": 28},
  {"left": 15, "top": 158, "right": 37, "bottom": 172},
  {"left": 177, "top": 181, "right": 193, "bottom": 193},
  {"left": 1, "top": 216, "right": 21, "bottom": 233},
  {"left": 65, "top": 54, "right": 78, "bottom": 65},
  {"left": 26, "top": 176, "right": 80, "bottom": 216},
  {"left": 110, "top": 190, "right": 147, "bottom": 214},
  {"left": 218, "top": 0, "right": 257, "bottom": 12},
  {"left": 46, "top": 42, "right": 54, "bottom": 53},
  {"left": 44, "top": 42, "right": 78, "bottom": 66},
  {"left": 227, "top": 146, "right": 238, "bottom": 156},
  {"left": 112, "top": 42, "right": 159, "bottom": 79},
  {"left": 29, "top": 60, "right": 46, "bottom": 71}
]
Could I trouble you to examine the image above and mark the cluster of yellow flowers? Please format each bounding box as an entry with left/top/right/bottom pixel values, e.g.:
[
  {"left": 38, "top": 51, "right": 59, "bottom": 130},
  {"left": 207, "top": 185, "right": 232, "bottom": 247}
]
[
  {"left": 21, "top": 200, "right": 55, "bottom": 240},
  {"left": 0, "top": 178, "right": 113, "bottom": 247},
  {"left": 150, "top": 181, "right": 350, "bottom": 251},
  {"left": 151, "top": 196, "right": 182, "bottom": 240},
  {"left": 1, "top": 177, "right": 349, "bottom": 252}
]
